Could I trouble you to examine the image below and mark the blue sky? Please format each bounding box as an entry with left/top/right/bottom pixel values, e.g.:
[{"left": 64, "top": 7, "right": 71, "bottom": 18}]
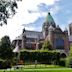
[{"left": 0, "top": 0, "right": 72, "bottom": 41}]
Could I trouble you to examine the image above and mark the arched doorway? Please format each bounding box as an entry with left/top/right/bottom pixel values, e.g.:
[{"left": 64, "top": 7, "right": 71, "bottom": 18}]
[{"left": 60, "top": 53, "right": 66, "bottom": 58}]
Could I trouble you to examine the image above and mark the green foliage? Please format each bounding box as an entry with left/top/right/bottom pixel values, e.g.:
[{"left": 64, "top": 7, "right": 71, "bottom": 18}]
[
  {"left": 39, "top": 42, "right": 43, "bottom": 49},
  {"left": 20, "top": 50, "right": 60, "bottom": 65},
  {"left": 42, "top": 40, "right": 52, "bottom": 50},
  {"left": 59, "top": 58, "right": 66, "bottom": 67},
  {"left": 65, "top": 56, "right": 72, "bottom": 67},
  {"left": 1, "top": 68, "right": 72, "bottom": 72},
  {"left": 69, "top": 45, "right": 72, "bottom": 56},
  {"left": 65, "top": 57, "right": 70, "bottom": 67},
  {"left": 15, "top": 64, "right": 63, "bottom": 69},
  {"left": 0, "top": 60, "right": 11, "bottom": 69},
  {"left": 0, "top": 0, "right": 22, "bottom": 26},
  {"left": 65, "top": 45, "right": 72, "bottom": 67},
  {"left": 0, "top": 35, "right": 13, "bottom": 60}
]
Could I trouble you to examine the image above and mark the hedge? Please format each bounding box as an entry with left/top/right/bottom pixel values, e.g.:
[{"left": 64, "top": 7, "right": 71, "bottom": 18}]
[{"left": 20, "top": 50, "right": 61, "bottom": 64}]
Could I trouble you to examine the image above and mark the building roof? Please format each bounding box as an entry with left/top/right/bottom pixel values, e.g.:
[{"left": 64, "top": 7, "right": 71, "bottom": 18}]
[
  {"left": 14, "top": 30, "right": 44, "bottom": 40},
  {"left": 46, "top": 13, "right": 54, "bottom": 23},
  {"left": 45, "top": 12, "right": 56, "bottom": 27},
  {"left": 25, "top": 30, "right": 43, "bottom": 39}
]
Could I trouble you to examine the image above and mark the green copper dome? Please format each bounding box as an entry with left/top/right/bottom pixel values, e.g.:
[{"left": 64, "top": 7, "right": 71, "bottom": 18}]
[{"left": 45, "top": 12, "right": 56, "bottom": 27}]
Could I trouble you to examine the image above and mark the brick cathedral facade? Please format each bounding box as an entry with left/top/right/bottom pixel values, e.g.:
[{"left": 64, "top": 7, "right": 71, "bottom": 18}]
[{"left": 12, "top": 12, "right": 69, "bottom": 55}]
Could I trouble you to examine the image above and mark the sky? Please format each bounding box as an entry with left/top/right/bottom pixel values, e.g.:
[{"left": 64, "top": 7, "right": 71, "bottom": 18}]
[{"left": 0, "top": 0, "right": 72, "bottom": 41}]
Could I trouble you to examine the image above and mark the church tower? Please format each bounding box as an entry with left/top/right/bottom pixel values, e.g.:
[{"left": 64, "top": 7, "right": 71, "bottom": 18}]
[{"left": 42, "top": 12, "right": 56, "bottom": 38}]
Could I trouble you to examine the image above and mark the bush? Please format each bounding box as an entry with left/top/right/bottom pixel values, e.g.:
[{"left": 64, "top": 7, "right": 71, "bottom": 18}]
[
  {"left": 59, "top": 58, "right": 66, "bottom": 67},
  {"left": 0, "top": 60, "right": 11, "bottom": 69},
  {"left": 65, "top": 57, "right": 72, "bottom": 68},
  {"left": 42, "top": 40, "right": 52, "bottom": 50}
]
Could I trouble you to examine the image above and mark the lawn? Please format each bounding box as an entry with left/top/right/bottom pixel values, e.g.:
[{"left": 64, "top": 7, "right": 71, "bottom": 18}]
[
  {"left": 0, "top": 65, "right": 72, "bottom": 72},
  {"left": 1, "top": 68, "right": 72, "bottom": 72},
  {"left": 16, "top": 68, "right": 72, "bottom": 72},
  {"left": 20, "top": 64, "right": 63, "bottom": 69}
]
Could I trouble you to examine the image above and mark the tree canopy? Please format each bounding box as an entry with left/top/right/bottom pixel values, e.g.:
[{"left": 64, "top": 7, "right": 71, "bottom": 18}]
[
  {"left": 42, "top": 40, "right": 52, "bottom": 50},
  {"left": 0, "top": 35, "right": 13, "bottom": 59},
  {"left": 0, "top": 0, "right": 22, "bottom": 26}
]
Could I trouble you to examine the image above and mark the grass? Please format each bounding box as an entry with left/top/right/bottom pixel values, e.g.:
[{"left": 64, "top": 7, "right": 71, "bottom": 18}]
[
  {"left": 1, "top": 68, "right": 72, "bottom": 72},
  {"left": 20, "top": 49, "right": 61, "bottom": 53},
  {"left": 0, "top": 64, "right": 72, "bottom": 72},
  {"left": 15, "top": 69, "right": 72, "bottom": 72},
  {"left": 20, "top": 64, "right": 64, "bottom": 69}
]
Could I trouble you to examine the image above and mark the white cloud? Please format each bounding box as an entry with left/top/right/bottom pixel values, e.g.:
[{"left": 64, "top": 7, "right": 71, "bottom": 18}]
[
  {"left": 0, "top": 0, "right": 60, "bottom": 41},
  {"left": 22, "top": 0, "right": 59, "bottom": 10},
  {"left": 16, "top": 0, "right": 60, "bottom": 23}
]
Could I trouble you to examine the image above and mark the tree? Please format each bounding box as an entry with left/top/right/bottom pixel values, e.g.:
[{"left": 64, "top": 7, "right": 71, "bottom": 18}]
[
  {"left": 0, "top": 0, "right": 22, "bottom": 26},
  {"left": 65, "top": 45, "right": 72, "bottom": 67},
  {"left": 42, "top": 40, "right": 52, "bottom": 50},
  {"left": 0, "top": 35, "right": 13, "bottom": 60}
]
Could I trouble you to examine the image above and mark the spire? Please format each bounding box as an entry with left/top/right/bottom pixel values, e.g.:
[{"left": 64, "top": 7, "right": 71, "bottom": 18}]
[
  {"left": 45, "top": 12, "right": 56, "bottom": 27},
  {"left": 64, "top": 27, "right": 68, "bottom": 34},
  {"left": 22, "top": 28, "right": 26, "bottom": 37},
  {"left": 56, "top": 25, "right": 60, "bottom": 29},
  {"left": 23, "top": 28, "right": 25, "bottom": 33},
  {"left": 22, "top": 28, "right": 26, "bottom": 48}
]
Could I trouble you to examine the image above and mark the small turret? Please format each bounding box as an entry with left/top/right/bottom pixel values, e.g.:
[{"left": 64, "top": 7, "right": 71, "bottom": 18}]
[
  {"left": 23, "top": 28, "right": 25, "bottom": 33},
  {"left": 55, "top": 25, "right": 62, "bottom": 32},
  {"left": 56, "top": 25, "right": 61, "bottom": 29},
  {"left": 22, "top": 28, "right": 26, "bottom": 37},
  {"left": 64, "top": 27, "right": 68, "bottom": 34},
  {"left": 22, "top": 28, "right": 26, "bottom": 48}
]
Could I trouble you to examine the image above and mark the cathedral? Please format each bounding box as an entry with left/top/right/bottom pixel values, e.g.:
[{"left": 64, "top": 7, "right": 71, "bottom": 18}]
[{"left": 12, "top": 12, "right": 69, "bottom": 54}]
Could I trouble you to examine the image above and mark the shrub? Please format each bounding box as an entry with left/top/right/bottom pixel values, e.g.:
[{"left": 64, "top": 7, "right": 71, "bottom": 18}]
[
  {"left": 65, "top": 57, "right": 72, "bottom": 67},
  {"left": 42, "top": 40, "right": 52, "bottom": 50},
  {"left": 59, "top": 58, "right": 66, "bottom": 67},
  {"left": 0, "top": 60, "right": 11, "bottom": 69}
]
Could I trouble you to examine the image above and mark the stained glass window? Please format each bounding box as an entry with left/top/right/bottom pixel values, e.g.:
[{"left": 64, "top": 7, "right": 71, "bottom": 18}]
[{"left": 54, "top": 38, "right": 64, "bottom": 49}]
